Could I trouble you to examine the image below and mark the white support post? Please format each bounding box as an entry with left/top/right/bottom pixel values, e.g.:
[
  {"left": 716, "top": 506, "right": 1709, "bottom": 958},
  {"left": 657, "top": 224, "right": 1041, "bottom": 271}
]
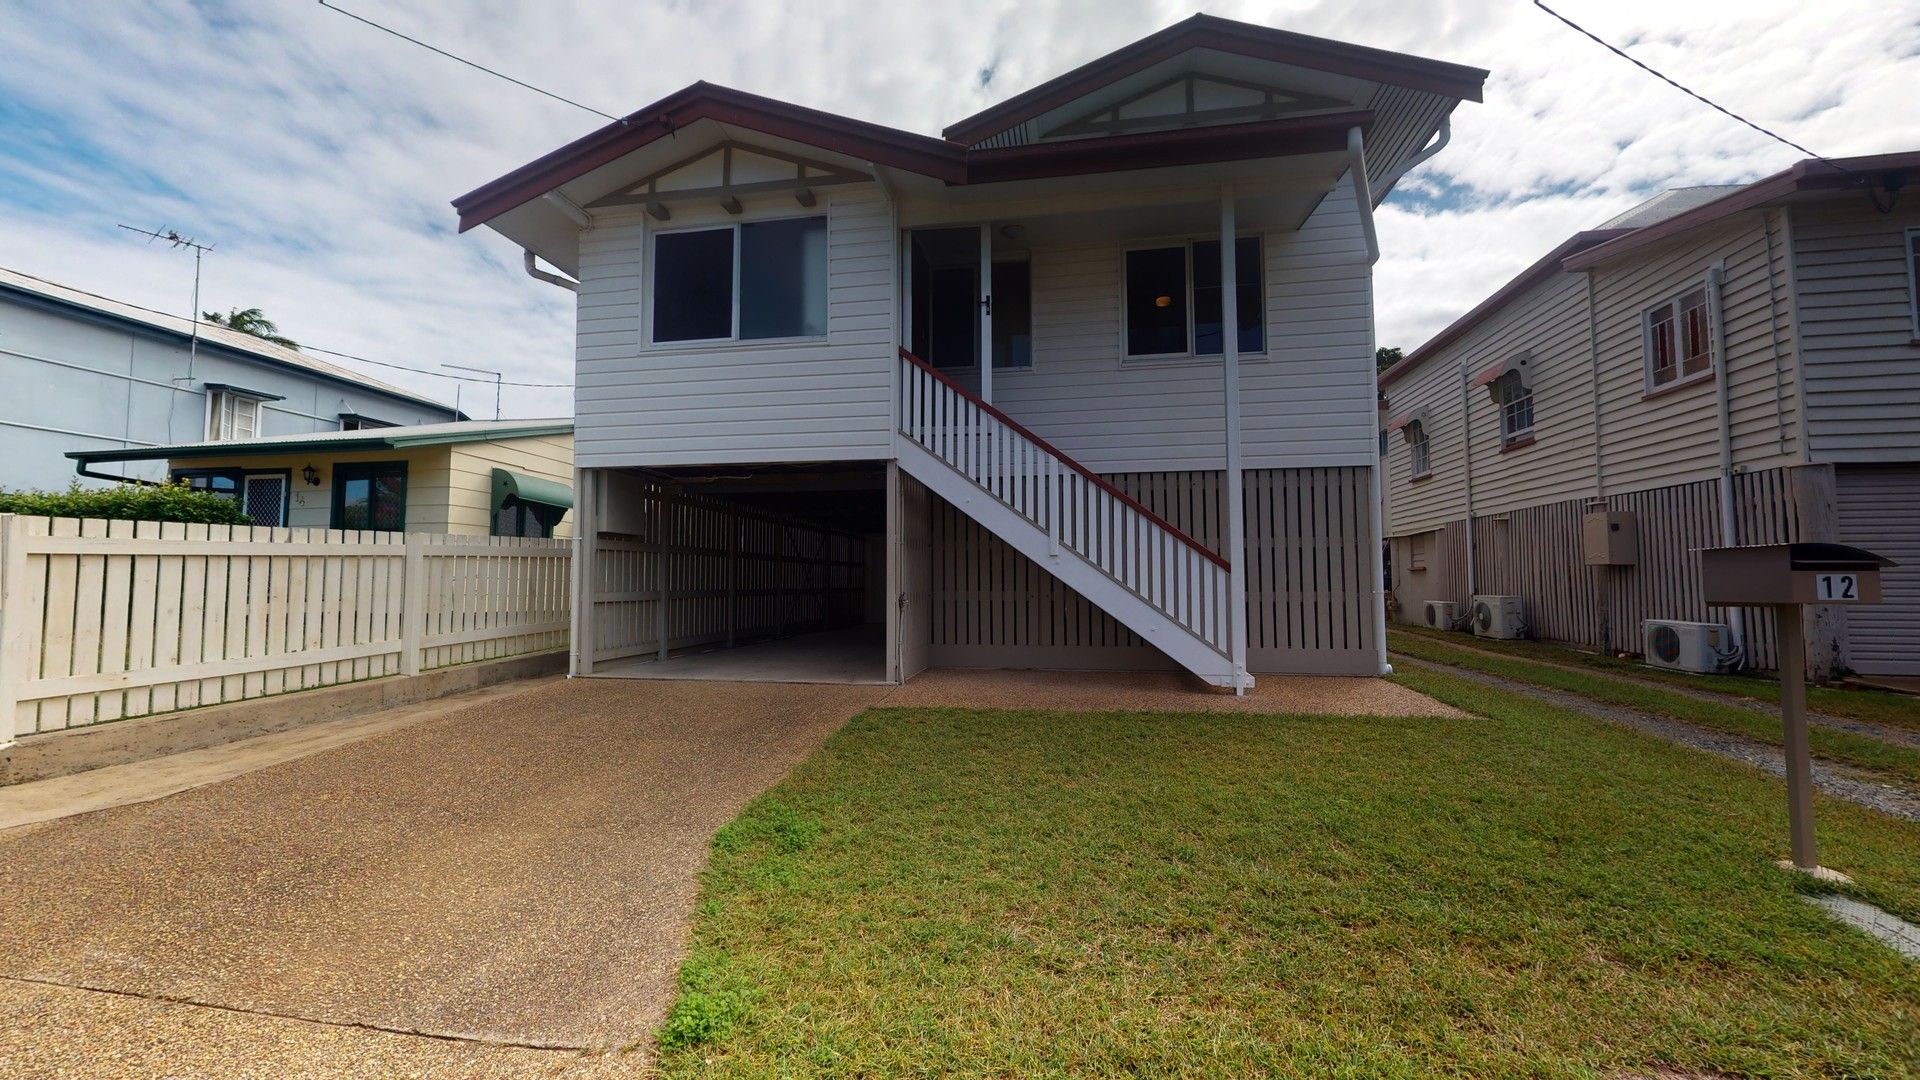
[
  {"left": 979, "top": 224, "right": 994, "bottom": 406},
  {"left": 654, "top": 487, "right": 669, "bottom": 662},
  {"left": 0, "top": 515, "right": 26, "bottom": 747},
  {"left": 1220, "top": 187, "right": 1250, "bottom": 693},
  {"left": 568, "top": 468, "right": 598, "bottom": 677},
  {"left": 1047, "top": 457, "right": 1061, "bottom": 558},
  {"left": 400, "top": 534, "right": 425, "bottom": 677}
]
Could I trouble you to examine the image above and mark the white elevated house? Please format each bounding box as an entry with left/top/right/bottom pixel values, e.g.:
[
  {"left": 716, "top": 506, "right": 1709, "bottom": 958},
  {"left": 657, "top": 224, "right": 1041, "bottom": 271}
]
[{"left": 455, "top": 15, "right": 1486, "bottom": 688}]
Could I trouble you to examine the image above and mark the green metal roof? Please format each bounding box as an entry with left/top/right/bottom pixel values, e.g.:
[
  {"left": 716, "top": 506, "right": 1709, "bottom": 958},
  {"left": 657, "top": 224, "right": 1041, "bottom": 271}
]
[
  {"left": 491, "top": 468, "right": 574, "bottom": 512},
  {"left": 68, "top": 419, "right": 573, "bottom": 464}
]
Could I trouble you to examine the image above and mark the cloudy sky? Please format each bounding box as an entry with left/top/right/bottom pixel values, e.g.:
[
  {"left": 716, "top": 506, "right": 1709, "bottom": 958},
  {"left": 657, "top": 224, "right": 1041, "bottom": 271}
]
[{"left": 2, "top": 1, "right": 1915, "bottom": 417}]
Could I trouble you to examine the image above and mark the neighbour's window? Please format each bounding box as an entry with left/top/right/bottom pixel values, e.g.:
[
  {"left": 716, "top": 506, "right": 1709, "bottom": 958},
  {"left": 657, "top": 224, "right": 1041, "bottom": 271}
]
[
  {"left": 991, "top": 260, "right": 1032, "bottom": 369},
  {"left": 652, "top": 216, "right": 828, "bottom": 343},
  {"left": 1906, "top": 227, "right": 1919, "bottom": 338},
  {"left": 332, "top": 461, "right": 407, "bottom": 531},
  {"left": 1495, "top": 370, "right": 1534, "bottom": 446},
  {"left": 339, "top": 414, "right": 394, "bottom": 431},
  {"left": 1644, "top": 285, "right": 1712, "bottom": 389},
  {"left": 492, "top": 496, "right": 568, "bottom": 539},
  {"left": 172, "top": 468, "right": 242, "bottom": 500},
  {"left": 1124, "top": 237, "right": 1262, "bottom": 358},
  {"left": 1406, "top": 420, "right": 1431, "bottom": 477},
  {"left": 207, "top": 391, "right": 260, "bottom": 441}
]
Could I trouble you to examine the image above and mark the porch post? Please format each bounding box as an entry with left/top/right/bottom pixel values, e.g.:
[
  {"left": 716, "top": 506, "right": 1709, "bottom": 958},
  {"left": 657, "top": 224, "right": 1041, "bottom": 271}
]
[
  {"left": 978, "top": 225, "right": 994, "bottom": 405},
  {"left": 1220, "top": 186, "right": 1250, "bottom": 691}
]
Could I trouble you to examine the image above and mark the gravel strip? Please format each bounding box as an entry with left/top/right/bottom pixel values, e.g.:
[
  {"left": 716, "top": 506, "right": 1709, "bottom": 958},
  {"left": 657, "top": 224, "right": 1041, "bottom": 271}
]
[
  {"left": 1395, "top": 655, "right": 1920, "bottom": 822},
  {"left": 1398, "top": 633, "right": 1920, "bottom": 750}
]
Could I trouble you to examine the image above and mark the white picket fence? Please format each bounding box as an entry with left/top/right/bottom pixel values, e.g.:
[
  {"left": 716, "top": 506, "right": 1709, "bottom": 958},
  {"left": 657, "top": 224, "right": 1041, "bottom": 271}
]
[{"left": 0, "top": 514, "right": 570, "bottom": 744}]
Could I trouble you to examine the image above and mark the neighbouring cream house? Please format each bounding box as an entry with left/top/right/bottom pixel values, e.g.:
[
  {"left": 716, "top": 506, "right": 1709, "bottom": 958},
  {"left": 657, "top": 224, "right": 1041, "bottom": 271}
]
[{"left": 66, "top": 419, "right": 575, "bottom": 538}]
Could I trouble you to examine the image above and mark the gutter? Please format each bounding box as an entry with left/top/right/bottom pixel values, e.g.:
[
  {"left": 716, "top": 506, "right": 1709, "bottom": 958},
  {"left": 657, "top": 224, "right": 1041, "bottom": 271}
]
[
  {"left": 1706, "top": 263, "right": 1748, "bottom": 666},
  {"left": 74, "top": 463, "right": 163, "bottom": 487},
  {"left": 1375, "top": 117, "right": 1450, "bottom": 192},
  {"left": 523, "top": 250, "right": 579, "bottom": 292}
]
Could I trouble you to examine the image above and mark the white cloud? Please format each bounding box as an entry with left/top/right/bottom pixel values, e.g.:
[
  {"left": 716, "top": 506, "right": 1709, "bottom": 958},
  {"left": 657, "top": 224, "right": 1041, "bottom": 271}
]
[{"left": 0, "top": 0, "right": 1914, "bottom": 413}]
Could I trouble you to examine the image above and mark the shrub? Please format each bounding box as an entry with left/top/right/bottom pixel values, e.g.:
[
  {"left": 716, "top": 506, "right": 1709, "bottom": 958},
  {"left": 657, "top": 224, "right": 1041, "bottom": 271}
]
[{"left": 0, "top": 482, "right": 252, "bottom": 525}]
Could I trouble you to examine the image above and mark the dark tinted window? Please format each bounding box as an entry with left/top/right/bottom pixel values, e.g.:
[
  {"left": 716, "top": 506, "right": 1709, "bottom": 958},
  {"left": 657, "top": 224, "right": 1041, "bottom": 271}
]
[
  {"left": 653, "top": 228, "right": 734, "bottom": 342},
  {"left": 991, "top": 261, "right": 1031, "bottom": 369},
  {"left": 1125, "top": 247, "right": 1187, "bottom": 356},
  {"left": 333, "top": 462, "right": 407, "bottom": 531},
  {"left": 739, "top": 217, "right": 827, "bottom": 339},
  {"left": 1192, "top": 237, "right": 1263, "bottom": 355}
]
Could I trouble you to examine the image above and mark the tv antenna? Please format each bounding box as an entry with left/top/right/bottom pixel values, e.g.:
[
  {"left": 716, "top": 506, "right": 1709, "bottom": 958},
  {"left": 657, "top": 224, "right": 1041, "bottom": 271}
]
[{"left": 119, "top": 225, "right": 215, "bottom": 442}]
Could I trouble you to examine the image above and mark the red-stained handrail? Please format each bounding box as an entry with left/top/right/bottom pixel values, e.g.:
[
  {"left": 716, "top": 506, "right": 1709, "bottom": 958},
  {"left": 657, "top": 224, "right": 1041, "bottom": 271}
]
[{"left": 899, "top": 348, "right": 1230, "bottom": 571}]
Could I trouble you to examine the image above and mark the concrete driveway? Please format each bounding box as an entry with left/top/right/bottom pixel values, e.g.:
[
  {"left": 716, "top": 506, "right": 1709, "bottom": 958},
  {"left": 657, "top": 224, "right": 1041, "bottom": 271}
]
[{"left": 0, "top": 677, "right": 889, "bottom": 1078}]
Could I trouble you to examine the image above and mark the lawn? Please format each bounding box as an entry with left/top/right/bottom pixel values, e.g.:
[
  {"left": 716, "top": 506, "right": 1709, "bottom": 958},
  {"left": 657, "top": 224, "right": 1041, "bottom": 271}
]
[
  {"left": 1391, "top": 630, "right": 1920, "bottom": 788},
  {"left": 1392, "top": 623, "right": 1920, "bottom": 734},
  {"left": 656, "top": 670, "right": 1920, "bottom": 1078}
]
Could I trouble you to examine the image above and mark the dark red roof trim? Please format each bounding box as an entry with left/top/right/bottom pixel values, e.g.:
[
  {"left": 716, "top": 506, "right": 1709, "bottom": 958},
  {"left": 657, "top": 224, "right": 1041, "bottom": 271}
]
[
  {"left": 945, "top": 14, "right": 1487, "bottom": 145},
  {"left": 453, "top": 82, "right": 966, "bottom": 232},
  {"left": 1561, "top": 150, "right": 1920, "bottom": 271},
  {"left": 1378, "top": 229, "right": 1630, "bottom": 390}
]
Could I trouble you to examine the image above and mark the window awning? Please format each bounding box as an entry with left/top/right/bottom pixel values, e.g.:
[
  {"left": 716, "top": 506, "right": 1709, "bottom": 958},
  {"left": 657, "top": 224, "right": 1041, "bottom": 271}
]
[
  {"left": 491, "top": 468, "right": 574, "bottom": 513},
  {"left": 202, "top": 382, "right": 285, "bottom": 402}
]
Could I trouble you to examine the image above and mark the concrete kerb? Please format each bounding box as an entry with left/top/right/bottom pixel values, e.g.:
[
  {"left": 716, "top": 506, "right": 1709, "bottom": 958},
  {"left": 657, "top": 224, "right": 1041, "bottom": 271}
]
[{"left": 1, "top": 651, "right": 566, "bottom": 787}]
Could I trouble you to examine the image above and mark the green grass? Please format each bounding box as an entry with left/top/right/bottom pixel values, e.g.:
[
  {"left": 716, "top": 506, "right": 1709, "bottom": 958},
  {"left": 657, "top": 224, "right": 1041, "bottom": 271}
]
[
  {"left": 1391, "top": 630, "right": 1920, "bottom": 789},
  {"left": 657, "top": 682, "right": 1920, "bottom": 1077},
  {"left": 1394, "top": 623, "right": 1920, "bottom": 734}
]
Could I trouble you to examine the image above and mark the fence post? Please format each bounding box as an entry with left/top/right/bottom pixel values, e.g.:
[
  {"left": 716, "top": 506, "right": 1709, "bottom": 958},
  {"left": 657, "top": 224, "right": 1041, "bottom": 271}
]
[
  {"left": 400, "top": 533, "right": 425, "bottom": 677},
  {"left": 0, "top": 515, "right": 27, "bottom": 748}
]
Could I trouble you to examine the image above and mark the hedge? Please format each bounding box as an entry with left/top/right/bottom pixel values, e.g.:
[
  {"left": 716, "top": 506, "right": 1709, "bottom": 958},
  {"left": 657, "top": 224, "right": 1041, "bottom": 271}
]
[{"left": 0, "top": 483, "right": 253, "bottom": 525}]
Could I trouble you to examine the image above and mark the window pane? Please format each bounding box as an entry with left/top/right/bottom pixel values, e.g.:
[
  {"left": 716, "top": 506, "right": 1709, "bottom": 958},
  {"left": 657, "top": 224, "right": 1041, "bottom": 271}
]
[
  {"left": 1126, "top": 247, "right": 1187, "bottom": 356},
  {"left": 991, "top": 261, "right": 1031, "bottom": 369},
  {"left": 1192, "top": 237, "right": 1262, "bottom": 355},
  {"left": 338, "top": 477, "right": 371, "bottom": 529},
  {"left": 1679, "top": 288, "right": 1711, "bottom": 374},
  {"left": 372, "top": 471, "right": 406, "bottom": 531},
  {"left": 740, "top": 217, "right": 828, "bottom": 339},
  {"left": 653, "top": 228, "right": 734, "bottom": 342}
]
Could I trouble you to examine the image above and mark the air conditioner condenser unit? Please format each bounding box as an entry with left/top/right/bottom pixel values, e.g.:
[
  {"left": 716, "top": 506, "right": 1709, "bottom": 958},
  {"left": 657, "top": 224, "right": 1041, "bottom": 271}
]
[
  {"left": 1471, "top": 595, "right": 1526, "bottom": 639},
  {"left": 1423, "top": 600, "right": 1460, "bottom": 630},
  {"left": 1643, "top": 620, "right": 1735, "bottom": 674}
]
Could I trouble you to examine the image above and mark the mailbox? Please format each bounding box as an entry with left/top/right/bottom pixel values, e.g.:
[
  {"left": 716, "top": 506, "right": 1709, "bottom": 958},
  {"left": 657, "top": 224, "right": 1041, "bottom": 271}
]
[{"left": 1699, "top": 542, "right": 1893, "bottom": 607}]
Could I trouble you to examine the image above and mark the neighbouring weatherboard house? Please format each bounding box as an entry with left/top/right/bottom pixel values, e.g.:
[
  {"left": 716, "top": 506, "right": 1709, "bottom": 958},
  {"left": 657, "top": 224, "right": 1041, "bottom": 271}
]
[
  {"left": 64, "top": 419, "right": 575, "bottom": 538},
  {"left": 1379, "top": 150, "right": 1920, "bottom": 679},
  {"left": 455, "top": 14, "right": 1487, "bottom": 688},
  {"left": 0, "top": 265, "right": 463, "bottom": 493}
]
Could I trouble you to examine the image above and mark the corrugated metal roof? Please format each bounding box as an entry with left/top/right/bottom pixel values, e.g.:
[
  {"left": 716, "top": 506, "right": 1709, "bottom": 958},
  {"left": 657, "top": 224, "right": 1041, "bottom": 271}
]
[
  {"left": 67, "top": 418, "right": 573, "bottom": 463},
  {"left": 1597, "top": 185, "right": 1745, "bottom": 230},
  {"left": 0, "top": 265, "right": 457, "bottom": 414}
]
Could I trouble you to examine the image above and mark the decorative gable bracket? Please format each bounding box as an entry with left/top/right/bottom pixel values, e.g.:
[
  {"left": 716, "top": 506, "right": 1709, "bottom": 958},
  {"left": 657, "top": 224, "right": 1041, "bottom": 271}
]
[{"left": 585, "top": 141, "right": 871, "bottom": 221}]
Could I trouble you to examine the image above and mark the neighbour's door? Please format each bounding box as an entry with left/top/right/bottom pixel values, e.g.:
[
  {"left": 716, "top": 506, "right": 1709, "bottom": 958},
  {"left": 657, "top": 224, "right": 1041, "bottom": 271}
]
[{"left": 243, "top": 473, "right": 287, "bottom": 527}]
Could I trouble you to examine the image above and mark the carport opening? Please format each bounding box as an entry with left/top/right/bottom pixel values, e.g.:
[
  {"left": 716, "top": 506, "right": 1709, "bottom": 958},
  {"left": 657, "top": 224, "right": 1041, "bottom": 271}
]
[{"left": 591, "top": 461, "right": 887, "bottom": 684}]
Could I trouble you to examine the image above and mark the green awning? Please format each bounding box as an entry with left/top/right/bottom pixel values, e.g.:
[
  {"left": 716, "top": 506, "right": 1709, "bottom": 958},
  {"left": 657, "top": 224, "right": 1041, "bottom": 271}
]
[{"left": 491, "top": 468, "right": 574, "bottom": 513}]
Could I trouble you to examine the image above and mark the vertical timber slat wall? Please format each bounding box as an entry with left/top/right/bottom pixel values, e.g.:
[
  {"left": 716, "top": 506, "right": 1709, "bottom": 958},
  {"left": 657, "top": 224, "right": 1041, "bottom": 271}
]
[
  {"left": 589, "top": 473, "right": 870, "bottom": 666},
  {"left": 925, "top": 467, "right": 1377, "bottom": 675}
]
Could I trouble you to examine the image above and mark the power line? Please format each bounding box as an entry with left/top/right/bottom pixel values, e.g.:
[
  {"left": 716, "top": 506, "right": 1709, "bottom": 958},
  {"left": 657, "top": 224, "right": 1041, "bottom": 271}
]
[
  {"left": 1532, "top": 1, "right": 1841, "bottom": 168},
  {"left": 317, "top": 0, "right": 622, "bottom": 123}
]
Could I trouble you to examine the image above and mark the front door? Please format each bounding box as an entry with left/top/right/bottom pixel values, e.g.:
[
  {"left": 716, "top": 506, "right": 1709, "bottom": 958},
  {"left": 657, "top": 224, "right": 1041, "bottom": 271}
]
[{"left": 909, "top": 226, "right": 983, "bottom": 373}]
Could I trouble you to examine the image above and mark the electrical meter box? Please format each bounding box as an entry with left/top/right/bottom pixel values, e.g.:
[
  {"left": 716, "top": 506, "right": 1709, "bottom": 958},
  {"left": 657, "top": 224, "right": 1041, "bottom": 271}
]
[
  {"left": 1582, "top": 510, "right": 1637, "bottom": 566},
  {"left": 1699, "top": 543, "right": 1893, "bottom": 606}
]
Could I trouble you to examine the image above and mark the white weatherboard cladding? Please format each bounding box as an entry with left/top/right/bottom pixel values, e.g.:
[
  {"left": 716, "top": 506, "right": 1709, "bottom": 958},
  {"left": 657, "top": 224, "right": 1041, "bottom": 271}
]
[
  {"left": 1381, "top": 211, "right": 1803, "bottom": 537},
  {"left": 1791, "top": 200, "right": 1920, "bottom": 462},
  {"left": 1835, "top": 465, "right": 1920, "bottom": 676},
  {"left": 990, "top": 178, "right": 1378, "bottom": 473},
  {"left": 572, "top": 184, "right": 897, "bottom": 468}
]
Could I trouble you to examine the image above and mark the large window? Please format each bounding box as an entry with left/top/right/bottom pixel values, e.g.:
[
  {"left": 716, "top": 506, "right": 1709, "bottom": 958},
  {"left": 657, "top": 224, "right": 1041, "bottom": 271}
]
[
  {"left": 1124, "top": 237, "right": 1262, "bottom": 359},
  {"left": 207, "top": 391, "right": 260, "bottom": 441},
  {"left": 1495, "top": 370, "right": 1535, "bottom": 447},
  {"left": 652, "top": 217, "right": 828, "bottom": 343},
  {"left": 171, "top": 468, "right": 288, "bottom": 526},
  {"left": 1644, "top": 285, "right": 1712, "bottom": 390},
  {"left": 332, "top": 461, "right": 407, "bottom": 531},
  {"left": 990, "top": 260, "right": 1032, "bottom": 370}
]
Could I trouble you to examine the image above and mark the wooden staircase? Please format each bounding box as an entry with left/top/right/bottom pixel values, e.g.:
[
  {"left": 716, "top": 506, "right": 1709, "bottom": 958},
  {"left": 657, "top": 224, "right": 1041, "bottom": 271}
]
[{"left": 896, "top": 350, "right": 1249, "bottom": 688}]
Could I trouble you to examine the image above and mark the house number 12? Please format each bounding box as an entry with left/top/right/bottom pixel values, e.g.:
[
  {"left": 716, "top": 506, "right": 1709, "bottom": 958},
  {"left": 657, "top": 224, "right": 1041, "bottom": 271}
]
[{"left": 1815, "top": 573, "right": 1859, "bottom": 602}]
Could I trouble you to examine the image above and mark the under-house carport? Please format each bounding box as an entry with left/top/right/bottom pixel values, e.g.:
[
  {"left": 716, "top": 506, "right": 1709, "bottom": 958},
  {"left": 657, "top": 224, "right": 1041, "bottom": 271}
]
[{"left": 577, "top": 462, "right": 888, "bottom": 683}]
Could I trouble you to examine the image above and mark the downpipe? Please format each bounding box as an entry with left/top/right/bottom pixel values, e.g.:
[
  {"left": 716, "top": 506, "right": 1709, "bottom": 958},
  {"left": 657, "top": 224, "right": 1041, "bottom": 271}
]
[
  {"left": 1349, "top": 127, "right": 1390, "bottom": 675},
  {"left": 523, "top": 250, "right": 579, "bottom": 292},
  {"left": 1706, "top": 264, "right": 1748, "bottom": 668}
]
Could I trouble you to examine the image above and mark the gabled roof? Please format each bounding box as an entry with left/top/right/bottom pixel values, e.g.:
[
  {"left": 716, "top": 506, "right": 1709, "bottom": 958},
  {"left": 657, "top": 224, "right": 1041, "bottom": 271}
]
[
  {"left": 453, "top": 15, "right": 1486, "bottom": 234},
  {"left": 944, "top": 14, "right": 1487, "bottom": 146},
  {"left": 0, "top": 265, "right": 459, "bottom": 416},
  {"left": 67, "top": 418, "right": 573, "bottom": 463},
  {"left": 1378, "top": 230, "right": 1628, "bottom": 390},
  {"left": 1596, "top": 185, "right": 1743, "bottom": 230}
]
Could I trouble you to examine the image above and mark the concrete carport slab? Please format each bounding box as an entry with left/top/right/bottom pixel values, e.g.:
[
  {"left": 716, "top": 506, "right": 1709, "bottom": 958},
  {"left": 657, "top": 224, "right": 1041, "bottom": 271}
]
[{"left": 0, "top": 678, "right": 889, "bottom": 1058}]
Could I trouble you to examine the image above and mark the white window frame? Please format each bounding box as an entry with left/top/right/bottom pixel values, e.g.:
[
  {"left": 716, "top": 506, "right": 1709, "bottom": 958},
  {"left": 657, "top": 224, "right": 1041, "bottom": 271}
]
[
  {"left": 1905, "top": 226, "right": 1920, "bottom": 339},
  {"left": 1406, "top": 419, "right": 1431, "bottom": 478},
  {"left": 1640, "top": 281, "right": 1714, "bottom": 394},
  {"left": 206, "top": 390, "right": 262, "bottom": 441},
  {"left": 1495, "top": 369, "right": 1535, "bottom": 447},
  {"left": 1120, "top": 234, "right": 1266, "bottom": 364},
  {"left": 645, "top": 214, "right": 829, "bottom": 348}
]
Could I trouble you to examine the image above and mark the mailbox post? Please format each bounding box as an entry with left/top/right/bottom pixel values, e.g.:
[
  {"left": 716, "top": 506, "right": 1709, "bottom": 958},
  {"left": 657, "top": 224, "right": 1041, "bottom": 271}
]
[{"left": 1699, "top": 543, "right": 1895, "bottom": 874}]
